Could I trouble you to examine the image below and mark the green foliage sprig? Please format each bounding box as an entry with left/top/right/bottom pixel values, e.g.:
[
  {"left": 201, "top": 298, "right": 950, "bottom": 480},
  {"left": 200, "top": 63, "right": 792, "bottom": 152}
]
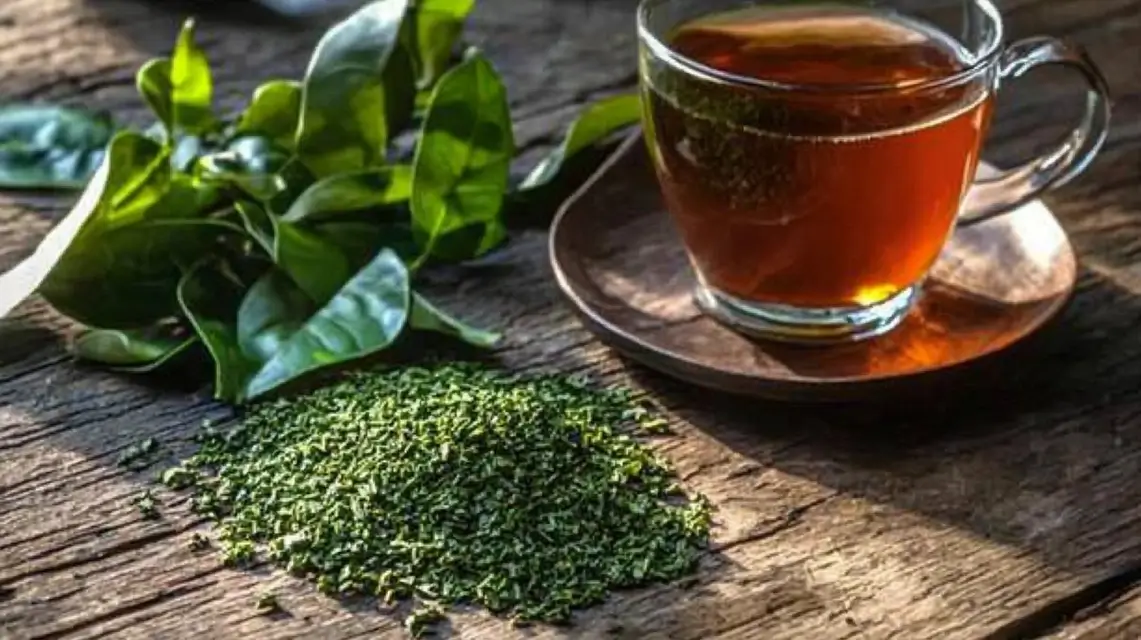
[{"left": 0, "top": 0, "right": 641, "bottom": 404}]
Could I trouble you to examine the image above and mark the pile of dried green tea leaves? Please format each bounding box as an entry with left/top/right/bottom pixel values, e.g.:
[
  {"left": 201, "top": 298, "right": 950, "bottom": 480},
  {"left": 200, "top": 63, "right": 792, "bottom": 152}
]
[{"left": 165, "top": 363, "right": 711, "bottom": 633}]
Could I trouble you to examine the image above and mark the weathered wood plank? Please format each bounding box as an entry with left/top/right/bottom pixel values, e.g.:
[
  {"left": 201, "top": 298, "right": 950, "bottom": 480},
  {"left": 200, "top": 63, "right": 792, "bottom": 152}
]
[
  {"left": 3, "top": 0, "right": 1141, "bottom": 638},
  {"left": 1045, "top": 585, "right": 1141, "bottom": 640}
]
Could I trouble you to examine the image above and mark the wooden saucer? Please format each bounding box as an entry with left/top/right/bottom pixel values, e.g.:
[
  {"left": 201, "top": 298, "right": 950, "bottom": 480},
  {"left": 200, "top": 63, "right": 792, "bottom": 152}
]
[{"left": 549, "top": 131, "right": 1077, "bottom": 402}]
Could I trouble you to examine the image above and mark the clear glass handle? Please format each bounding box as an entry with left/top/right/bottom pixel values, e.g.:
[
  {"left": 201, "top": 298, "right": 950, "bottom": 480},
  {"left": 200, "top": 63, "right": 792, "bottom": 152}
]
[{"left": 960, "top": 37, "right": 1112, "bottom": 226}]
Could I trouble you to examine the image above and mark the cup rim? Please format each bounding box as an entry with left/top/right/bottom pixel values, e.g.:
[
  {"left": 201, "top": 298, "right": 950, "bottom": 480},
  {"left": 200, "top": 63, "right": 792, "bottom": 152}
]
[{"left": 635, "top": 0, "right": 1006, "bottom": 95}]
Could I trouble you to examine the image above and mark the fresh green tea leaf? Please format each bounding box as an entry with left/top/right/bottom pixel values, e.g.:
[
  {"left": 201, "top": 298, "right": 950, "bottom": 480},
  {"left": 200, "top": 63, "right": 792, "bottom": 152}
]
[
  {"left": 271, "top": 217, "right": 352, "bottom": 304},
  {"left": 295, "top": 0, "right": 416, "bottom": 177},
  {"left": 198, "top": 136, "right": 291, "bottom": 201},
  {"left": 171, "top": 19, "right": 216, "bottom": 134},
  {"left": 137, "top": 59, "right": 174, "bottom": 136},
  {"left": 107, "top": 142, "right": 173, "bottom": 219},
  {"left": 73, "top": 327, "right": 183, "bottom": 366},
  {"left": 235, "top": 200, "right": 275, "bottom": 255},
  {"left": 412, "top": 0, "right": 475, "bottom": 88},
  {"left": 199, "top": 159, "right": 286, "bottom": 201},
  {"left": 414, "top": 88, "right": 433, "bottom": 113},
  {"left": 280, "top": 166, "right": 412, "bottom": 223},
  {"left": 267, "top": 157, "right": 318, "bottom": 214},
  {"left": 171, "top": 134, "right": 206, "bottom": 172},
  {"left": 313, "top": 220, "right": 418, "bottom": 269},
  {"left": 0, "top": 153, "right": 113, "bottom": 319},
  {"left": 44, "top": 215, "right": 233, "bottom": 329},
  {"left": 0, "top": 132, "right": 161, "bottom": 322},
  {"left": 178, "top": 260, "right": 258, "bottom": 403},
  {"left": 411, "top": 51, "right": 513, "bottom": 264},
  {"left": 237, "top": 197, "right": 352, "bottom": 303},
  {"left": 0, "top": 105, "right": 115, "bottom": 190},
  {"left": 2, "top": 3, "right": 536, "bottom": 398},
  {"left": 121, "top": 337, "right": 199, "bottom": 373},
  {"left": 31, "top": 133, "right": 231, "bottom": 328},
  {"left": 236, "top": 269, "right": 314, "bottom": 363},
  {"left": 73, "top": 327, "right": 198, "bottom": 372},
  {"left": 244, "top": 248, "right": 410, "bottom": 400},
  {"left": 236, "top": 80, "right": 302, "bottom": 149},
  {"left": 410, "top": 292, "right": 499, "bottom": 347},
  {"left": 518, "top": 93, "right": 640, "bottom": 192},
  {"left": 223, "top": 136, "right": 290, "bottom": 175},
  {"left": 136, "top": 20, "right": 215, "bottom": 140},
  {"left": 136, "top": 216, "right": 245, "bottom": 236}
]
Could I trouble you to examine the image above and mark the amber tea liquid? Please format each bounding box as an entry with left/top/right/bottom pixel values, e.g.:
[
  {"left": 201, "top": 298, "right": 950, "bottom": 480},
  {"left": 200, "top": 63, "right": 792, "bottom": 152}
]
[{"left": 644, "top": 5, "right": 994, "bottom": 308}]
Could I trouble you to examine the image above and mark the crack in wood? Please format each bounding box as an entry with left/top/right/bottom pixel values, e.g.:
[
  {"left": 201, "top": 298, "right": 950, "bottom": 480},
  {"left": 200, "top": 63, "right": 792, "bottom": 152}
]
[
  {"left": 90, "top": 591, "right": 229, "bottom": 638},
  {"left": 710, "top": 494, "right": 836, "bottom": 554},
  {"left": 0, "top": 522, "right": 118, "bottom": 557},
  {"left": 980, "top": 558, "right": 1141, "bottom": 640},
  {"left": 1, "top": 464, "right": 128, "bottom": 510},
  {"left": 23, "top": 586, "right": 83, "bottom": 606},
  {"left": 0, "top": 355, "right": 70, "bottom": 387},
  {"left": 0, "top": 524, "right": 198, "bottom": 584},
  {"left": 681, "top": 456, "right": 733, "bottom": 482},
  {"left": 725, "top": 462, "right": 765, "bottom": 480},
  {"left": 0, "top": 390, "right": 216, "bottom": 459},
  {"left": 0, "top": 396, "right": 159, "bottom": 451},
  {"left": 26, "top": 571, "right": 221, "bottom": 640},
  {"left": 14, "top": 519, "right": 144, "bottom": 567}
]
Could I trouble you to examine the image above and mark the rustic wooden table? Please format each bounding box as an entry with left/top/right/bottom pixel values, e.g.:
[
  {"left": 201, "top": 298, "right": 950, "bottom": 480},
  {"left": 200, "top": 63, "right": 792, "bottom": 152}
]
[{"left": 3, "top": 0, "right": 1141, "bottom": 638}]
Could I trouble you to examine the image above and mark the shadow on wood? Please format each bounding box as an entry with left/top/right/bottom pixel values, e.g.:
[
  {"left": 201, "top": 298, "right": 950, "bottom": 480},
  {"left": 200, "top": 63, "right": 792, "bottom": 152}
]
[
  {"left": 594, "top": 267, "right": 1141, "bottom": 629},
  {"left": 0, "top": 318, "right": 61, "bottom": 364}
]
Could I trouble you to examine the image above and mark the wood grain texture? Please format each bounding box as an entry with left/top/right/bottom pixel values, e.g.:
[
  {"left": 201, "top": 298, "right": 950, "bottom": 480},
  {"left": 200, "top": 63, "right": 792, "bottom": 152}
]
[
  {"left": 2, "top": 0, "right": 1141, "bottom": 638},
  {"left": 1045, "top": 585, "right": 1141, "bottom": 639}
]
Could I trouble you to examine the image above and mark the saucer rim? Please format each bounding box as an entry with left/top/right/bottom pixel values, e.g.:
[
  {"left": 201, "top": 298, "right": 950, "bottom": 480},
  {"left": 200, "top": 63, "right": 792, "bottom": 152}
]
[{"left": 547, "top": 129, "right": 1078, "bottom": 402}]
